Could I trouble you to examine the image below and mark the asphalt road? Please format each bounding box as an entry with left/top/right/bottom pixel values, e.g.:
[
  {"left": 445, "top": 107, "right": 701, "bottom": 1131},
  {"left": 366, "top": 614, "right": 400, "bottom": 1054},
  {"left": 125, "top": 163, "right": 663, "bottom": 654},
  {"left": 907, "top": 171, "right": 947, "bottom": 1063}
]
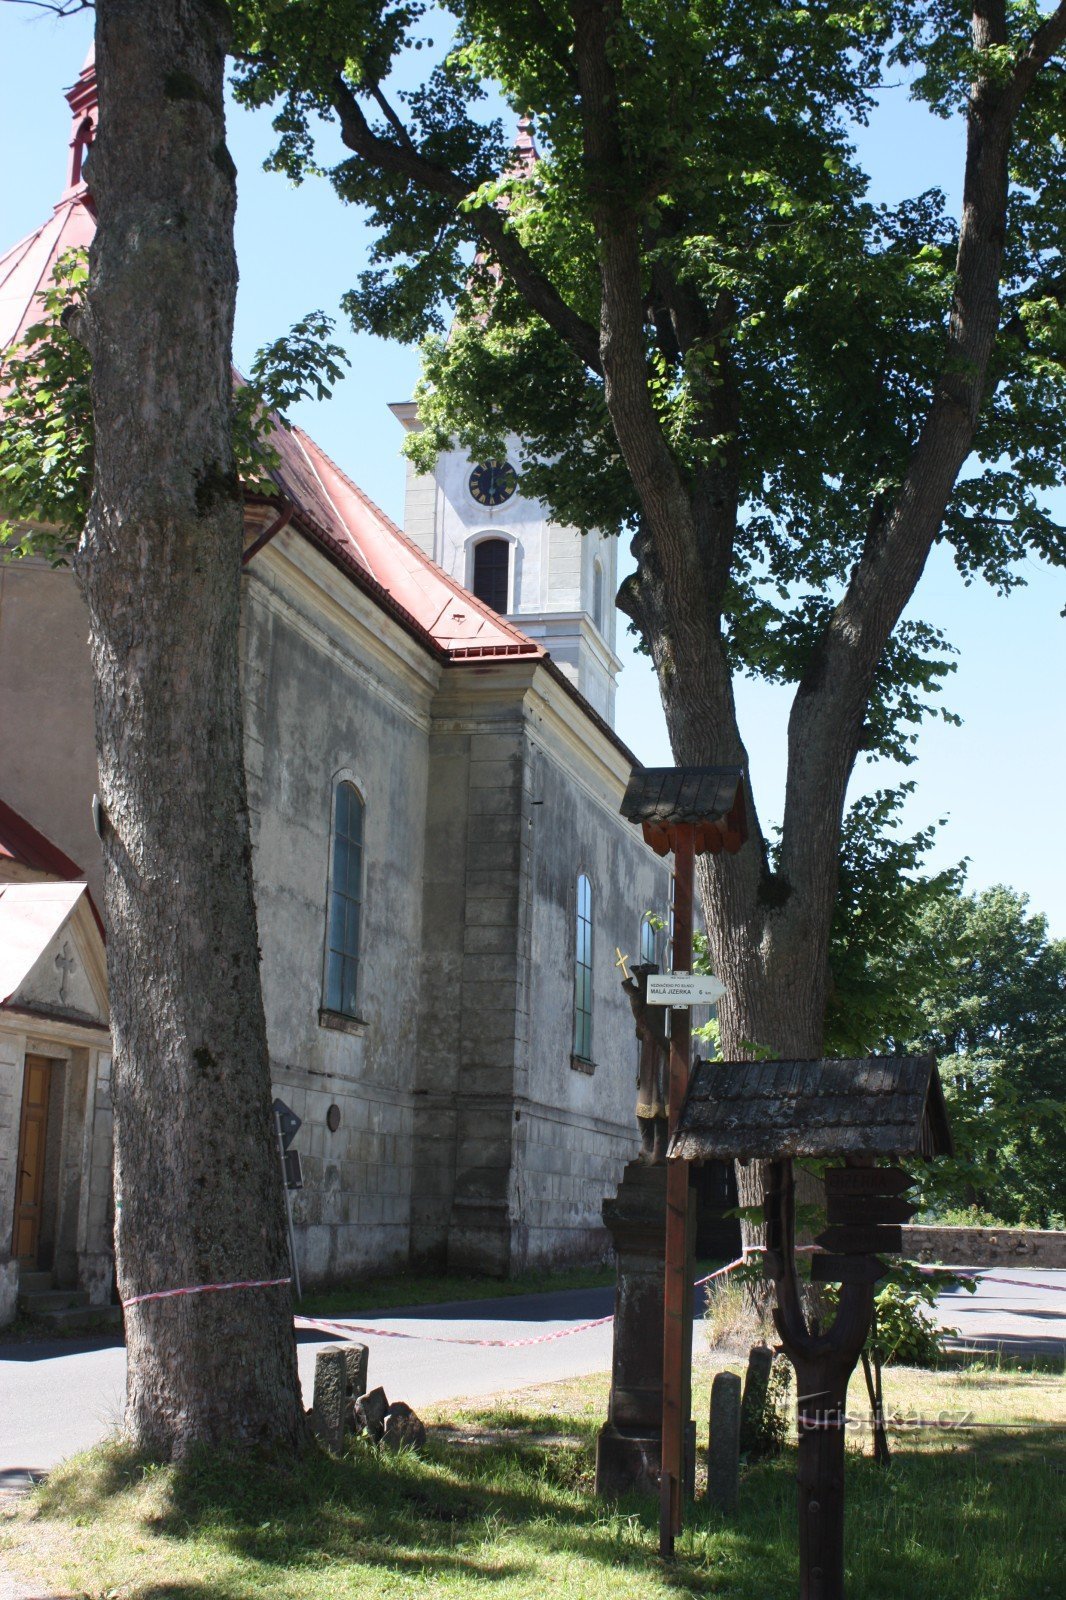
[{"left": 2, "top": 1268, "right": 1062, "bottom": 1496}]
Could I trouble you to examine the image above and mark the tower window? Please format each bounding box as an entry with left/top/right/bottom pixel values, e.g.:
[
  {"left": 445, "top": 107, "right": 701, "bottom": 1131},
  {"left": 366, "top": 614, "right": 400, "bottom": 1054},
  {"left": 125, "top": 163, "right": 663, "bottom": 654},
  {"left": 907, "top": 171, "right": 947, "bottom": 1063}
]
[
  {"left": 573, "top": 872, "right": 593, "bottom": 1061},
  {"left": 325, "top": 780, "right": 364, "bottom": 1017},
  {"left": 593, "top": 559, "right": 605, "bottom": 632},
  {"left": 472, "top": 538, "right": 510, "bottom": 614}
]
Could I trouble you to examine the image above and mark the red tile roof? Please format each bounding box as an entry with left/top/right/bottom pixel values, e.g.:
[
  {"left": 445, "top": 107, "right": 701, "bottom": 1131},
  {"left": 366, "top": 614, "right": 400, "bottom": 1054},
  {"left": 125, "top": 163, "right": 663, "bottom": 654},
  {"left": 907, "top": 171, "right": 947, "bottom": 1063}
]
[
  {"left": 269, "top": 424, "right": 542, "bottom": 660},
  {"left": 0, "top": 796, "right": 85, "bottom": 878}
]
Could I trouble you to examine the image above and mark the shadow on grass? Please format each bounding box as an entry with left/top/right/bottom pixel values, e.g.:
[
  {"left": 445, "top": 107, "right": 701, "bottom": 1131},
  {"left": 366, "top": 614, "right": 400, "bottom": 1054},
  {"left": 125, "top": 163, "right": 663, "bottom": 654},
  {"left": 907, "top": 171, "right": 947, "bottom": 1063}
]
[{"left": 30, "top": 1418, "right": 1065, "bottom": 1600}]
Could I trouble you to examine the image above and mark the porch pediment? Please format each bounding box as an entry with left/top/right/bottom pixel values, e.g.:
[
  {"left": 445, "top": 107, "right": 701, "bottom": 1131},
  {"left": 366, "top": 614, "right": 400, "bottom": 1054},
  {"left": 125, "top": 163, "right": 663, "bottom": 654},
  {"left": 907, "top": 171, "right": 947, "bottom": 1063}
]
[{"left": 0, "top": 882, "right": 107, "bottom": 1026}]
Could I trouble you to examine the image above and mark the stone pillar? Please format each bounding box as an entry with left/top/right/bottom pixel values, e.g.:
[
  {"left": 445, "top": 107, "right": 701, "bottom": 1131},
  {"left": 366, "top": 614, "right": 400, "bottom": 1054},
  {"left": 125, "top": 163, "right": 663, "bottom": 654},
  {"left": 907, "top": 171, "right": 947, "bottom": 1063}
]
[
  {"left": 706, "top": 1370, "right": 741, "bottom": 1513},
  {"left": 595, "top": 1159, "right": 695, "bottom": 1498}
]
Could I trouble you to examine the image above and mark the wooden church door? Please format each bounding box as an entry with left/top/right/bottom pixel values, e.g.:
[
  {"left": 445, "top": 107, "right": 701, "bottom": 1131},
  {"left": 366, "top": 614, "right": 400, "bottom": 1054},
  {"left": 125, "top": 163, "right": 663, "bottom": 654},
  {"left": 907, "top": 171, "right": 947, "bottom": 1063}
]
[{"left": 13, "top": 1056, "right": 52, "bottom": 1265}]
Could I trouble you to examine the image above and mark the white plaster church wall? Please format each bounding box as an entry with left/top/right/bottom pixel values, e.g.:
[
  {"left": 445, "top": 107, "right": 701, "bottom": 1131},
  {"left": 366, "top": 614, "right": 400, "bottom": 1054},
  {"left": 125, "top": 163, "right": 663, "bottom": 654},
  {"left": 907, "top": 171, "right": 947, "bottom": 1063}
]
[
  {"left": 0, "top": 560, "right": 103, "bottom": 907},
  {"left": 241, "top": 536, "right": 438, "bottom": 1285}
]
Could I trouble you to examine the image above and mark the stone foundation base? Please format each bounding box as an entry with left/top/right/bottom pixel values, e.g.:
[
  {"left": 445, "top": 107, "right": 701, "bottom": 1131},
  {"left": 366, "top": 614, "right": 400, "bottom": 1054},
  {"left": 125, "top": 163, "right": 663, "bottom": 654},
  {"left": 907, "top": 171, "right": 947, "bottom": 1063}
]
[{"left": 595, "top": 1421, "right": 695, "bottom": 1500}]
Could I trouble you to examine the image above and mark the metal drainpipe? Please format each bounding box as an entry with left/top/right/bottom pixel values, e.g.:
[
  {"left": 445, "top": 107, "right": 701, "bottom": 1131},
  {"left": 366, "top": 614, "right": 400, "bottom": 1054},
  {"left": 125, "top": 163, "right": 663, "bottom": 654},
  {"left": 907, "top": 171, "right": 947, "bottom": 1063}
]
[{"left": 241, "top": 500, "right": 294, "bottom": 566}]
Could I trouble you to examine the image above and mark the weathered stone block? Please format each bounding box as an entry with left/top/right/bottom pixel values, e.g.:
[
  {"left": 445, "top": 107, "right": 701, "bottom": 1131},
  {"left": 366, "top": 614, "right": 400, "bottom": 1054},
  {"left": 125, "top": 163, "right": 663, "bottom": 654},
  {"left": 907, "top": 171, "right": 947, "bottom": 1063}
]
[
  {"left": 382, "top": 1401, "right": 427, "bottom": 1452},
  {"left": 706, "top": 1371, "right": 742, "bottom": 1513},
  {"left": 312, "top": 1346, "right": 349, "bottom": 1453},
  {"left": 354, "top": 1386, "right": 390, "bottom": 1443}
]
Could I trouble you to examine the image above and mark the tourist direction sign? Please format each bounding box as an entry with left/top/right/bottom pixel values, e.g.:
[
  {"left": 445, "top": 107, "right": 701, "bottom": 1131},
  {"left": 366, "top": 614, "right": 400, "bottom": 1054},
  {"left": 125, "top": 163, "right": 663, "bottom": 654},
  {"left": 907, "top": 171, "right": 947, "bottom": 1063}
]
[
  {"left": 826, "top": 1194, "right": 918, "bottom": 1226},
  {"left": 646, "top": 973, "right": 726, "bottom": 1007}
]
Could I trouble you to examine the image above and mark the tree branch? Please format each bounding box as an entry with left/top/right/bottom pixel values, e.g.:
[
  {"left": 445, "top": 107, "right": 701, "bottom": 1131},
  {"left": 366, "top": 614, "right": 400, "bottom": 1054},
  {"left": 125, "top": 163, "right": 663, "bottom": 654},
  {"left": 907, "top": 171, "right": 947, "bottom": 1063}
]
[
  {"left": 1006, "top": 0, "right": 1066, "bottom": 111},
  {"left": 327, "top": 70, "right": 603, "bottom": 374},
  {"left": 777, "top": 0, "right": 1064, "bottom": 915},
  {"left": 1, "top": 0, "right": 93, "bottom": 12}
]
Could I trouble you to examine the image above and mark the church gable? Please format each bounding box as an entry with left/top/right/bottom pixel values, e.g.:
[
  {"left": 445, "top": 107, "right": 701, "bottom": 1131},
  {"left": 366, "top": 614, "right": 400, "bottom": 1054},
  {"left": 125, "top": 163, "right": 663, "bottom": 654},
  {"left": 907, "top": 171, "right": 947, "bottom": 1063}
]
[{"left": 0, "top": 883, "right": 107, "bottom": 1025}]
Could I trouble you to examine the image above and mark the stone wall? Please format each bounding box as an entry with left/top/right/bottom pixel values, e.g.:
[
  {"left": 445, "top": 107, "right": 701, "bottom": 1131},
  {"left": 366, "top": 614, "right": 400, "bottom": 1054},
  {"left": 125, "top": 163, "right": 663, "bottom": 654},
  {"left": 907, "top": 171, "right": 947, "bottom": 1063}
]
[
  {"left": 0, "top": 560, "right": 103, "bottom": 903},
  {"left": 241, "top": 534, "right": 438, "bottom": 1285},
  {"left": 901, "top": 1224, "right": 1066, "bottom": 1268},
  {"left": 0, "top": 1030, "right": 25, "bottom": 1282}
]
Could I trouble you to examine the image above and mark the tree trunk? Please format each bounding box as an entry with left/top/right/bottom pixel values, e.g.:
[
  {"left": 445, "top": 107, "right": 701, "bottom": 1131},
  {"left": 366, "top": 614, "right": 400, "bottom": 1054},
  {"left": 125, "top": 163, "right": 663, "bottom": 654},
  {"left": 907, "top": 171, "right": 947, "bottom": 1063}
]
[{"left": 76, "top": 0, "right": 305, "bottom": 1457}]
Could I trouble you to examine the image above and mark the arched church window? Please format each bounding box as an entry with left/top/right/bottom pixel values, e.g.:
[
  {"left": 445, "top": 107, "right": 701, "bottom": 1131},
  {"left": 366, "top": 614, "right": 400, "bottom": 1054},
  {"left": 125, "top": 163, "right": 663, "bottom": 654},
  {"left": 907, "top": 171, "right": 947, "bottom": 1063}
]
[
  {"left": 325, "top": 781, "right": 364, "bottom": 1017},
  {"left": 472, "top": 538, "right": 510, "bottom": 615},
  {"left": 593, "top": 558, "right": 605, "bottom": 632},
  {"left": 573, "top": 872, "right": 593, "bottom": 1061},
  {"left": 639, "top": 912, "right": 658, "bottom": 967},
  {"left": 70, "top": 115, "right": 94, "bottom": 187}
]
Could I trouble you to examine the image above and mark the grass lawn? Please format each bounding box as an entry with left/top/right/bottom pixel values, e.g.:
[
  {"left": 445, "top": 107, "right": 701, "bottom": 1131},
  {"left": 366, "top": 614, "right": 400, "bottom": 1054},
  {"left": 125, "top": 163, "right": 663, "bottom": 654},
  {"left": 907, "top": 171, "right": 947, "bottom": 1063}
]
[{"left": 2, "top": 1357, "right": 1062, "bottom": 1599}]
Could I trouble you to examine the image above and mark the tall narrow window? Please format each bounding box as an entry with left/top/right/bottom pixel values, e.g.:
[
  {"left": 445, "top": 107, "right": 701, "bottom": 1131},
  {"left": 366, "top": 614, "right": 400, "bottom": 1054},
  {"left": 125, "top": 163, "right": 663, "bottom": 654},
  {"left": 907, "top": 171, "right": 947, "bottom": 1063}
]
[
  {"left": 472, "top": 538, "right": 510, "bottom": 614},
  {"left": 639, "top": 912, "right": 658, "bottom": 967},
  {"left": 573, "top": 872, "right": 593, "bottom": 1061},
  {"left": 593, "top": 559, "right": 605, "bottom": 632},
  {"left": 325, "top": 781, "right": 364, "bottom": 1017}
]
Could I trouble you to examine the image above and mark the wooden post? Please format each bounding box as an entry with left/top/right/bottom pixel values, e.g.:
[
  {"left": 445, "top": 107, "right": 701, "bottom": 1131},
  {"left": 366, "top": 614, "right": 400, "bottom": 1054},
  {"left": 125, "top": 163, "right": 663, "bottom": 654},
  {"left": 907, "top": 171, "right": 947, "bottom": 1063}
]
[{"left": 660, "top": 822, "right": 694, "bottom": 1557}]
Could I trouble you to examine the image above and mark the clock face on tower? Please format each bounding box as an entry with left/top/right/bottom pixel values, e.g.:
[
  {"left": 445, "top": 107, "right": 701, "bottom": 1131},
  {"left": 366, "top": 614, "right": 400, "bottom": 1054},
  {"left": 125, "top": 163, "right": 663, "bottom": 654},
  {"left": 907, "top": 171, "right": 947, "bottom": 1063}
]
[{"left": 469, "top": 460, "right": 518, "bottom": 508}]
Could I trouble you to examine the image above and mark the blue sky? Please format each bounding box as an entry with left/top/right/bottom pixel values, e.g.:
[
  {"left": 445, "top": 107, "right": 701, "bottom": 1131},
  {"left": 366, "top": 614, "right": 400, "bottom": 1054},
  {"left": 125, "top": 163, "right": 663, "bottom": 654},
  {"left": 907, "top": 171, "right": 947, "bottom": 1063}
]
[{"left": 2, "top": 6, "right": 1064, "bottom": 935}]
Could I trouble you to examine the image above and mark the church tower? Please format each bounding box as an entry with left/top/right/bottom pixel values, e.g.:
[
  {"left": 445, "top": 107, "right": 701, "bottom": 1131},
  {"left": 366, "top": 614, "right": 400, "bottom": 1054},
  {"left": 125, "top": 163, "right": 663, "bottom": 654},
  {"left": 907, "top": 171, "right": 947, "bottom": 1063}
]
[{"left": 389, "top": 408, "right": 622, "bottom": 726}]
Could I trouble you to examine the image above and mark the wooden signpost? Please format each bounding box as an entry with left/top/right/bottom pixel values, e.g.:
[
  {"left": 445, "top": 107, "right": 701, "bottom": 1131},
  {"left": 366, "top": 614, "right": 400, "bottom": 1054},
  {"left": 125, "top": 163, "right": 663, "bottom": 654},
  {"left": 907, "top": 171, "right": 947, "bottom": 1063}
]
[{"left": 619, "top": 764, "right": 748, "bottom": 1557}]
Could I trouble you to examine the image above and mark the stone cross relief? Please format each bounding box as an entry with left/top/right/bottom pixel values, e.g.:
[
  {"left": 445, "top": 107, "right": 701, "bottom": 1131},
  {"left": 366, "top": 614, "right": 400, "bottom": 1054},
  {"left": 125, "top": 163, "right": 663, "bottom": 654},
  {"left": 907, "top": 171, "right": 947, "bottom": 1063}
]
[{"left": 55, "top": 941, "right": 76, "bottom": 1004}]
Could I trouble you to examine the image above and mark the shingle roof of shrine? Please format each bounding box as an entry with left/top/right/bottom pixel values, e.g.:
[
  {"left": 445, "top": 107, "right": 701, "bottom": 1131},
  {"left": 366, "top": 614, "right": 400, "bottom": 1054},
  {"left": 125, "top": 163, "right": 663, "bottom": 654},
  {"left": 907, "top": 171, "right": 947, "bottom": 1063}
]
[
  {"left": 669, "top": 1055, "right": 953, "bottom": 1163},
  {"left": 620, "top": 766, "right": 745, "bottom": 824}
]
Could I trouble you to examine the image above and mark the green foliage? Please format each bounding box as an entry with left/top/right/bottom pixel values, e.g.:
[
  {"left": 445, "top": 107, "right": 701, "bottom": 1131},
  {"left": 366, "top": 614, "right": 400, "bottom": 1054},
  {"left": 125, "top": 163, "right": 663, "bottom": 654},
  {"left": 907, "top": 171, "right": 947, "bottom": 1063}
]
[
  {"left": 870, "top": 1281, "right": 947, "bottom": 1366},
  {"left": 0, "top": 251, "right": 91, "bottom": 564},
  {"left": 741, "top": 1353, "right": 793, "bottom": 1458},
  {"left": 899, "top": 886, "right": 1066, "bottom": 1229},
  {"left": 824, "top": 1261, "right": 975, "bottom": 1366},
  {"left": 232, "top": 0, "right": 1066, "bottom": 761},
  {"left": 823, "top": 785, "right": 964, "bottom": 1055},
  {"left": 0, "top": 254, "right": 349, "bottom": 564}
]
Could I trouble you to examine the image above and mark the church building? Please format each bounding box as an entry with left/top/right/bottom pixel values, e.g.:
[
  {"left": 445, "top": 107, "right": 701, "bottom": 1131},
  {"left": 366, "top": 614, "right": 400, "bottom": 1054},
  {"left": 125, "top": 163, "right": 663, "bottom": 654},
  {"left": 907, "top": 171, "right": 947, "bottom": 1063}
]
[{"left": 0, "top": 53, "right": 672, "bottom": 1327}]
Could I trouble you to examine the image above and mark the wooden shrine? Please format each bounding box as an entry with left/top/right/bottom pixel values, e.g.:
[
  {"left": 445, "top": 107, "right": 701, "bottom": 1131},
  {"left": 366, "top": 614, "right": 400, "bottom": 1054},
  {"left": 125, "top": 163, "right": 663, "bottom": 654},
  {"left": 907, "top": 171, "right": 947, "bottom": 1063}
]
[{"left": 670, "top": 1055, "right": 954, "bottom": 1599}]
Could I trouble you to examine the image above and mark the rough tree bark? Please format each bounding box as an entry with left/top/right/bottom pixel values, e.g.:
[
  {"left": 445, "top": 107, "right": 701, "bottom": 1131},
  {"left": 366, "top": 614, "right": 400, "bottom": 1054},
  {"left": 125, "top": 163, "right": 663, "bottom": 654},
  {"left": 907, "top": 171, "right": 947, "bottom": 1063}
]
[{"left": 74, "top": 0, "right": 305, "bottom": 1456}]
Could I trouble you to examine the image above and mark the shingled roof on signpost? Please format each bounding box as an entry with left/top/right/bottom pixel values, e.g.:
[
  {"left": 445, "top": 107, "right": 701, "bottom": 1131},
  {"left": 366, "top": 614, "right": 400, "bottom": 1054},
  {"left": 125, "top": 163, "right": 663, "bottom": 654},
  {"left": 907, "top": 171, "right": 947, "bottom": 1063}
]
[
  {"left": 669, "top": 1055, "right": 953, "bottom": 1163},
  {"left": 620, "top": 765, "right": 747, "bottom": 857}
]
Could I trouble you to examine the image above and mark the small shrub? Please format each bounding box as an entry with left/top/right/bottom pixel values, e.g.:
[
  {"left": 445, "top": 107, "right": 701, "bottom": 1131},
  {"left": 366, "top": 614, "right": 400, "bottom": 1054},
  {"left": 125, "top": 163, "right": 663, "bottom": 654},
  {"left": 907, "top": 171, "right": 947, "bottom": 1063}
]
[
  {"left": 871, "top": 1283, "right": 949, "bottom": 1366},
  {"left": 741, "top": 1353, "right": 792, "bottom": 1458}
]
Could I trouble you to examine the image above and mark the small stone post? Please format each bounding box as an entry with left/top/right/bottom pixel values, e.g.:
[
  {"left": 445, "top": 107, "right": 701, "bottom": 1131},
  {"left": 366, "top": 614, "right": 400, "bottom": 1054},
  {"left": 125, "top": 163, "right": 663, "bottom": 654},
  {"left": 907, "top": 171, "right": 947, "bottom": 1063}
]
[
  {"left": 706, "top": 1371, "right": 741, "bottom": 1514},
  {"left": 312, "top": 1342, "right": 369, "bottom": 1452},
  {"left": 739, "top": 1342, "right": 774, "bottom": 1456}
]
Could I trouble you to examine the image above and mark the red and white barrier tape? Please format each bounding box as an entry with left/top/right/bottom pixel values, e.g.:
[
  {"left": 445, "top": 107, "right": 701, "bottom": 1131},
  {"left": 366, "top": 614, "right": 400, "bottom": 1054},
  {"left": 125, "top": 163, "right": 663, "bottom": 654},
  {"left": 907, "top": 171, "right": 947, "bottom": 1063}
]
[
  {"left": 943, "top": 1271, "right": 1065, "bottom": 1294},
  {"left": 124, "top": 1275, "right": 291, "bottom": 1309},
  {"left": 295, "top": 1253, "right": 754, "bottom": 1350},
  {"left": 295, "top": 1311, "right": 615, "bottom": 1349},
  {"left": 120, "top": 1255, "right": 1062, "bottom": 1327}
]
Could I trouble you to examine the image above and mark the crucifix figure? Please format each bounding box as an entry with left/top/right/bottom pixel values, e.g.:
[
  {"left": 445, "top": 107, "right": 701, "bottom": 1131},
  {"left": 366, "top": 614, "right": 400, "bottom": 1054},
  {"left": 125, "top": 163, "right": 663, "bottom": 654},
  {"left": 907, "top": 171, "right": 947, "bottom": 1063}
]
[
  {"left": 622, "top": 962, "right": 669, "bottom": 1164},
  {"left": 55, "top": 941, "right": 76, "bottom": 1004}
]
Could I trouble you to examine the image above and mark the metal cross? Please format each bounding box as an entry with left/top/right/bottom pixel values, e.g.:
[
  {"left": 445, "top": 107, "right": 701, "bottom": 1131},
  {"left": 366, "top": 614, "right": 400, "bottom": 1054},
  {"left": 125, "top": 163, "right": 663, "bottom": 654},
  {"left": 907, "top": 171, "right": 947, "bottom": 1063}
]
[
  {"left": 55, "top": 941, "right": 75, "bottom": 1003},
  {"left": 614, "top": 947, "right": 631, "bottom": 982}
]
